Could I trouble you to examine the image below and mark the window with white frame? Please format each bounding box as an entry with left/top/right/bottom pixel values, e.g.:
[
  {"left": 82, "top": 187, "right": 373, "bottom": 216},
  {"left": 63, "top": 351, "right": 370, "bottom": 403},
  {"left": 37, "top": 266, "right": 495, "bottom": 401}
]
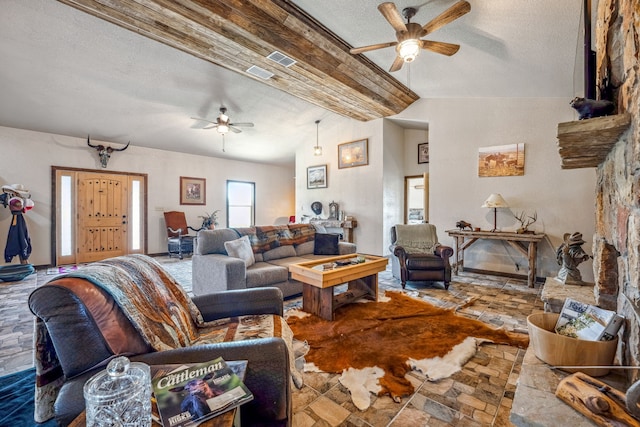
[{"left": 227, "top": 180, "right": 255, "bottom": 227}]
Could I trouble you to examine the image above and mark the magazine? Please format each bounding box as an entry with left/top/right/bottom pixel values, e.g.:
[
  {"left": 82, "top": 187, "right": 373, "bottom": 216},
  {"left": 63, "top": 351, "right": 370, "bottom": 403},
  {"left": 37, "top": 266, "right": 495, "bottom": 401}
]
[
  {"left": 151, "top": 358, "right": 252, "bottom": 427},
  {"left": 555, "top": 298, "right": 624, "bottom": 341}
]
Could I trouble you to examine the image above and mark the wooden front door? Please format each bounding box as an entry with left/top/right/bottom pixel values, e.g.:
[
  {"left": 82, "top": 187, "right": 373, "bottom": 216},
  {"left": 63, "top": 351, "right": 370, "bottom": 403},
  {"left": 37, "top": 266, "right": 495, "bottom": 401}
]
[{"left": 76, "top": 172, "right": 129, "bottom": 263}]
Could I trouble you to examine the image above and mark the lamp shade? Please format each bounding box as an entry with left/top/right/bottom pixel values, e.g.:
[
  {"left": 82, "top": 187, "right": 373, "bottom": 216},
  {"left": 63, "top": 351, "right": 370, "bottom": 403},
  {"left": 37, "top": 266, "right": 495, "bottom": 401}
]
[{"left": 482, "top": 193, "right": 509, "bottom": 208}]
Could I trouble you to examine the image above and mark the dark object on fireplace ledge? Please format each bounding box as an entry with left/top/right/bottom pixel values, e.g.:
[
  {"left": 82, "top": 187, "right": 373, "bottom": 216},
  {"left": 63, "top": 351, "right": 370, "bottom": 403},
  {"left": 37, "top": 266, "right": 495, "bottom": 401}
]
[{"left": 570, "top": 97, "right": 615, "bottom": 120}]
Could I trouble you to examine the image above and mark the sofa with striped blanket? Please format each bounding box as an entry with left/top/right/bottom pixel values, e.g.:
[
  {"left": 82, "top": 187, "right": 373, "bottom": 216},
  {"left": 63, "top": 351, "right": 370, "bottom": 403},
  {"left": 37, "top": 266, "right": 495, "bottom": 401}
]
[{"left": 193, "top": 224, "right": 356, "bottom": 298}]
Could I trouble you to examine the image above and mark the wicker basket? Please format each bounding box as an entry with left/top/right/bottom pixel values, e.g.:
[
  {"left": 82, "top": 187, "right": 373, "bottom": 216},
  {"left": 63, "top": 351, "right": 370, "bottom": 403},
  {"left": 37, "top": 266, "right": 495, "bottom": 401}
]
[{"left": 527, "top": 312, "right": 618, "bottom": 377}]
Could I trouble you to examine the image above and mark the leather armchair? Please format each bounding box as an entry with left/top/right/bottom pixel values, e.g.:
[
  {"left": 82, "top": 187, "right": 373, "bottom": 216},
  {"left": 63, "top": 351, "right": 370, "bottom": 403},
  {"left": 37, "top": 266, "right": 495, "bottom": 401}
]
[
  {"left": 29, "top": 280, "right": 291, "bottom": 426},
  {"left": 389, "top": 224, "right": 454, "bottom": 289}
]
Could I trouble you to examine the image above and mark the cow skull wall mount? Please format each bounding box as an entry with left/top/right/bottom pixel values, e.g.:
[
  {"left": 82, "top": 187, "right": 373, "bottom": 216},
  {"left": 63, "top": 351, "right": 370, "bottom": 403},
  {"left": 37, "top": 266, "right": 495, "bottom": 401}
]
[{"left": 87, "top": 135, "right": 130, "bottom": 168}]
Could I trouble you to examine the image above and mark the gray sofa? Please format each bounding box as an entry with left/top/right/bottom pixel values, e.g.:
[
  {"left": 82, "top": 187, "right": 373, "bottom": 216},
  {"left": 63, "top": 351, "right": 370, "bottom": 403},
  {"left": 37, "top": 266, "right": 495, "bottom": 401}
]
[{"left": 193, "top": 224, "right": 356, "bottom": 297}]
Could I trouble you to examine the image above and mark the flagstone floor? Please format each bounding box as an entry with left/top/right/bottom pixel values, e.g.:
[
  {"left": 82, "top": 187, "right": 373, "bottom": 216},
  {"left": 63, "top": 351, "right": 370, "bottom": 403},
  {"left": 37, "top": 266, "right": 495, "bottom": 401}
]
[{"left": 0, "top": 256, "right": 545, "bottom": 426}]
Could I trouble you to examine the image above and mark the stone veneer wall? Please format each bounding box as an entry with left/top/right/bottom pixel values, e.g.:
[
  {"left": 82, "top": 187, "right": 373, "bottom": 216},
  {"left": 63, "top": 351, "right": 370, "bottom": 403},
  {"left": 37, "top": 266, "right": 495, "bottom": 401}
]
[{"left": 594, "top": 0, "right": 640, "bottom": 381}]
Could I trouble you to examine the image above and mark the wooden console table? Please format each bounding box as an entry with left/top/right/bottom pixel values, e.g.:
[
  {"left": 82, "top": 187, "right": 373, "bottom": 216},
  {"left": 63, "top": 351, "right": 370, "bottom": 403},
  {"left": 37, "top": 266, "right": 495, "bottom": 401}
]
[{"left": 445, "top": 229, "right": 545, "bottom": 288}]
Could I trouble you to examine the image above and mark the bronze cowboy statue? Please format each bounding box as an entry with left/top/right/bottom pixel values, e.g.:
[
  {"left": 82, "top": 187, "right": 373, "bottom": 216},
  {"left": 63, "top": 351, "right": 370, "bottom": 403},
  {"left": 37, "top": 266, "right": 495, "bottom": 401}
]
[
  {"left": 87, "top": 135, "right": 130, "bottom": 168},
  {"left": 555, "top": 232, "right": 591, "bottom": 285}
]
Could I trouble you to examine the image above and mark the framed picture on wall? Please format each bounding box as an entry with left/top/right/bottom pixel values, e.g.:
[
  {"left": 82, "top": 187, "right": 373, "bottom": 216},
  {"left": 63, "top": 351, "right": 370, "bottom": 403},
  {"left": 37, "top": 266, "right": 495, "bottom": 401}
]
[
  {"left": 307, "top": 164, "right": 327, "bottom": 189},
  {"left": 180, "top": 176, "right": 206, "bottom": 205},
  {"left": 338, "top": 138, "right": 368, "bottom": 169},
  {"left": 478, "top": 143, "right": 525, "bottom": 177},
  {"left": 418, "top": 143, "right": 429, "bottom": 164}
]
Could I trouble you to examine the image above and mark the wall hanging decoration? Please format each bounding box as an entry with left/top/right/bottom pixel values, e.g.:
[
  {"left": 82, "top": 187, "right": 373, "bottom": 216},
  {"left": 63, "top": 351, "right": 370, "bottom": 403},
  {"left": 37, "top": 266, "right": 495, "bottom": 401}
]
[
  {"left": 418, "top": 143, "right": 429, "bottom": 164},
  {"left": 180, "top": 176, "right": 206, "bottom": 205},
  {"left": 86, "top": 135, "right": 130, "bottom": 168},
  {"left": 338, "top": 139, "right": 368, "bottom": 169},
  {"left": 478, "top": 143, "right": 525, "bottom": 177},
  {"left": 307, "top": 165, "right": 327, "bottom": 189}
]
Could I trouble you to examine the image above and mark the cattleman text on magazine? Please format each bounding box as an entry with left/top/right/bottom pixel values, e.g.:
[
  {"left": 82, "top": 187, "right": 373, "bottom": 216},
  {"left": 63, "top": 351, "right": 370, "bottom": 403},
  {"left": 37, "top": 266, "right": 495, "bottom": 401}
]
[{"left": 151, "top": 358, "right": 252, "bottom": 427}]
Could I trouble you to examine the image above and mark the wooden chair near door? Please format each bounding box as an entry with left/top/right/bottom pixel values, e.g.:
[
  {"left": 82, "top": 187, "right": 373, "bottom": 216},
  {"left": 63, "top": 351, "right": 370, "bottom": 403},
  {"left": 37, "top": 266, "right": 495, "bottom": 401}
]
[{"left": 163, "top": 211, "right": 203, "bottom": 259}]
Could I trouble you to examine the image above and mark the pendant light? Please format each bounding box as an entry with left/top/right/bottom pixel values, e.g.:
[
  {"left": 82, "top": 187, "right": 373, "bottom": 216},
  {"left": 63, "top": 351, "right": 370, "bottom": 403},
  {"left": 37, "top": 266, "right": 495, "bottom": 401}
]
[{"left": 313, "top": 120, "right": 322, "bottom": 156}]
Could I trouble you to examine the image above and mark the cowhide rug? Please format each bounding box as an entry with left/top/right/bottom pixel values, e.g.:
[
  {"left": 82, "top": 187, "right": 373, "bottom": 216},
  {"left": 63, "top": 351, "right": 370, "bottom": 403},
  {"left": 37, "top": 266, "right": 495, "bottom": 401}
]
[{"left": 286, "top": 290, "right": 529, "bottom": 410}]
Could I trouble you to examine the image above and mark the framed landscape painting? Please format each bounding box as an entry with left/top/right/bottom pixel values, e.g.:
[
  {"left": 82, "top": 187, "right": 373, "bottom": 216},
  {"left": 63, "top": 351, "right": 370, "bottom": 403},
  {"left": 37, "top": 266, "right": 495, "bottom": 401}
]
[
  {"left": 338, "top": 139, "right": 368, "bottom": 169},
  {"left": 478, "top": 143, "right": 525, "bottom": 177},
  {"left": 307, "top": 164, "right": 327, "bottom": 189},
  {"left": 180, "top": 176, "right": 206, "bottom": 205}
]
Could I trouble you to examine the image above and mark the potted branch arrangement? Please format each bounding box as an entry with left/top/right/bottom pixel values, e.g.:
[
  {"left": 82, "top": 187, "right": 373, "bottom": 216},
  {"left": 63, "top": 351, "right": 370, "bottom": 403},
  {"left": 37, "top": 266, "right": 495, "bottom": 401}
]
[{"left": 199, "top": 210, "right": 220, "bottom": 230}]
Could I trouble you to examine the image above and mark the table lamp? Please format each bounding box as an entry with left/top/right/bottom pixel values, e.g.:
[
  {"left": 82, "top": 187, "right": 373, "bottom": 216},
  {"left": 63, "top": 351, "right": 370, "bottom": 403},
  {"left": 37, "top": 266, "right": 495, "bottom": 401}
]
[{"left": 482, "top": 193, "right": 509, "bottom": 232}]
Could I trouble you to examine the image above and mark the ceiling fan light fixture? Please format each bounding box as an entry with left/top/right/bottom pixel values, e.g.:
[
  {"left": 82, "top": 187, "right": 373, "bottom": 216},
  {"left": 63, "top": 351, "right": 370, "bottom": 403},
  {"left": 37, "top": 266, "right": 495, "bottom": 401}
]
[
  {"left": 398, "top": 38, "right": 421, "bottom": 62},
  {"left": 314, "top": 119, "right": 322, "bottom": 156},
  {"left": 217, "top": 124, "right": 229, "bottom": 134}
]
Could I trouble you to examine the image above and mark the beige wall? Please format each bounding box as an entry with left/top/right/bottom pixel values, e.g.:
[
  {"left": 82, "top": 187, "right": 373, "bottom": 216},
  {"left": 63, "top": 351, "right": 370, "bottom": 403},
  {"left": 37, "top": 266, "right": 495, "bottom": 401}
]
[
  {"left": 0, "top": 126, "right": 295, "bottom": 266},
  {"left": 295, "top": 97, "right": 597, "bottom": 281},
  {"left": 3, "top": 95, "right": 598, "bottom": 281},
  {"left": 403, "top": 97, "right": 596, "bottom": 281},
  {"left": 295, "top": 116, "right": 385, "bottom": 255}
]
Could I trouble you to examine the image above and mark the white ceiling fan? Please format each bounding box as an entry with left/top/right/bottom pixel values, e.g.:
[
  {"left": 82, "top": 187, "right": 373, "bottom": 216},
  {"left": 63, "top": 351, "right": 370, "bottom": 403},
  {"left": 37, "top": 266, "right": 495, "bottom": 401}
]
[{"left": 191, "top": 107, "right": 254, "bottom": 134}]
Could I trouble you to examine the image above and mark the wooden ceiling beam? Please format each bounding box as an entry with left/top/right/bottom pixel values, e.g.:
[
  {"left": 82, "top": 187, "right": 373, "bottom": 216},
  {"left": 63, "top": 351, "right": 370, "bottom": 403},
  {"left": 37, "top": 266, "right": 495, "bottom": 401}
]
[{"left": 56, "top": 0, "right": 419, "bottom": 121}]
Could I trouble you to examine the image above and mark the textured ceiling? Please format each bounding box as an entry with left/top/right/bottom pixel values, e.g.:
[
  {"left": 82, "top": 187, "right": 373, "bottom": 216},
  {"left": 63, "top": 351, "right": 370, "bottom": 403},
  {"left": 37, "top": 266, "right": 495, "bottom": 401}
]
[{"left": 0, "top": 0, "right": 589, "bottom": 165}]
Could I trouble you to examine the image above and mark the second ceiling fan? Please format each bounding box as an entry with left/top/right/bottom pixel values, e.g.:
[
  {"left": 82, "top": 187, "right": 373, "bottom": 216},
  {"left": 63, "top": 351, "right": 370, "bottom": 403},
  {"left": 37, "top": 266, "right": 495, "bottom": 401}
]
[
  {"left": 192, "top": 107, "right": 254, "bottom": 134},
  {"left": 350, "top": 1, "right": 471, "bottom": 72}
]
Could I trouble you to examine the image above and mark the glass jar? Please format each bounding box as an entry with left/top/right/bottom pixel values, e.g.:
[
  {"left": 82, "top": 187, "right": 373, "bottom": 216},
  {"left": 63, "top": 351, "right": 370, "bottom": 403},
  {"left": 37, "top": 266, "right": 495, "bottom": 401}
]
[{"left": 83, "top": 356, "right": 152, "bottom": 427}]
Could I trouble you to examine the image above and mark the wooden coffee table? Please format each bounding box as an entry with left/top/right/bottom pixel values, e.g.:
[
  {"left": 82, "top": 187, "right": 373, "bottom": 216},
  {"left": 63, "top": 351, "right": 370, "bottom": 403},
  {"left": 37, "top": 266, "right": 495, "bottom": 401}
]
[{"left": 289, "top": 254, "right": 388, "bottom": 321}]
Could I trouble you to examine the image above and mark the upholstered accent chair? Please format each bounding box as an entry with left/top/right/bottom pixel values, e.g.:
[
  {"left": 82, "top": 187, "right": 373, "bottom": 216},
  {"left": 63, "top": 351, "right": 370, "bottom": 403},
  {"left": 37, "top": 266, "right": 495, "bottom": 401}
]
[
  {"left": 29, "top": 255, "right": 293, "bottom": 426},
  {"left": 163, "top": 211, "right": 203, "bottom": 259},
  {"left": 389, "top": 223, "right": 454, "bottom": 289}
]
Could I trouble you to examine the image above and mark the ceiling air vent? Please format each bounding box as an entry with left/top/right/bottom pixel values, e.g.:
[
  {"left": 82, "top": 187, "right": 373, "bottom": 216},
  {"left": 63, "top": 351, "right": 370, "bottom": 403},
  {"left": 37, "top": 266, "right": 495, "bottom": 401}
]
[
  {"left": 266, "top": 51, "right": 297, "bottom": 67},
  {"left": 246, "top": 65, "right": 274, "bottom": 80}
]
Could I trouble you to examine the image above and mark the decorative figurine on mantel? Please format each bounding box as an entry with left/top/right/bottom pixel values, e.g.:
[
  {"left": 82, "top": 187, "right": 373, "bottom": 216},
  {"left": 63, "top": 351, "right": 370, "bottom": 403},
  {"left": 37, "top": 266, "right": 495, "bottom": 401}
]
[
  {"left": 570, "top": 97, "right": 615, "bottom": 120},
  {"left": 311, "top": 201, "right": 322, "bottom": 218},
  {"left": 556, "top": 232, "right": 591, "bottom": 285},
  {"left": 328, "top": 201, "right": 339, "bottom": 220}
]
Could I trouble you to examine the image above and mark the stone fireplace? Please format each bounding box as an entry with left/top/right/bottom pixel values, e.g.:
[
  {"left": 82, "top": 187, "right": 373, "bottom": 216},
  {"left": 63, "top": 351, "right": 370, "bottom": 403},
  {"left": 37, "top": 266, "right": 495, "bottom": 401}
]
[{"left": 592, "top": 0, "right": 640, "bottom": 383}]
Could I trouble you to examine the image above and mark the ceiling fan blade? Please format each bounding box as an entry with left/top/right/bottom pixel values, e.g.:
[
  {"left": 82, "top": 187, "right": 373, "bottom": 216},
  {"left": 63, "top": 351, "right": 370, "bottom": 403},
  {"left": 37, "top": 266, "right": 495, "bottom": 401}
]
[
  {"left": 389, "top": 55, "right": 405, "bottom": 72},
  {"left": 229, "top": 126, "right": 242, "bottom": 133},
  {"left": 420, "top": 40, "right": 460, "bottom": 56},
  {"left": 350, "top": 41, "right": 397, "bottom": 55},
  {"left": 230, "top": 122, "right": 254, "bottom": 127},
  {"left": 378, "top": 3, "right": 407, "bottom": 33},
  {"left": 191, "top": 117, "right": 218, "bottom": 125},
  {"left": 202, "top": 124, "right": 218, "bottom": 130},
  {"left": 422, "top": 0, "right": 471, "bottom": 35}
]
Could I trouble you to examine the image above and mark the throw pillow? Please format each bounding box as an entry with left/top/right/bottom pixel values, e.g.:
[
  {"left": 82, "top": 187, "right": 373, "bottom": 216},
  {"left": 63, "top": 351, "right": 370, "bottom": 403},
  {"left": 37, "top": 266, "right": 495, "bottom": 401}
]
[
  {"left": 224, "top": 235, "right": 255, "bottom": 267},
  {"left": 314, "top": 233, "right": 340, "bottom": 255}
]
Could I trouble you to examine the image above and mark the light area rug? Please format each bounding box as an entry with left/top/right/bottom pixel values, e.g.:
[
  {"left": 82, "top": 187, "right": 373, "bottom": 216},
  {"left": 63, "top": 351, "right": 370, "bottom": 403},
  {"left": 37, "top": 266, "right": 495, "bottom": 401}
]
[
  {"left": 46, "top": 265, "right": 79, "bottom": 275},
  {"left": 157, "top": 258, "right": 193, "bottom": 295},
  {"left": 286, "top": 290, "right": 529, "bottom": 410}
]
